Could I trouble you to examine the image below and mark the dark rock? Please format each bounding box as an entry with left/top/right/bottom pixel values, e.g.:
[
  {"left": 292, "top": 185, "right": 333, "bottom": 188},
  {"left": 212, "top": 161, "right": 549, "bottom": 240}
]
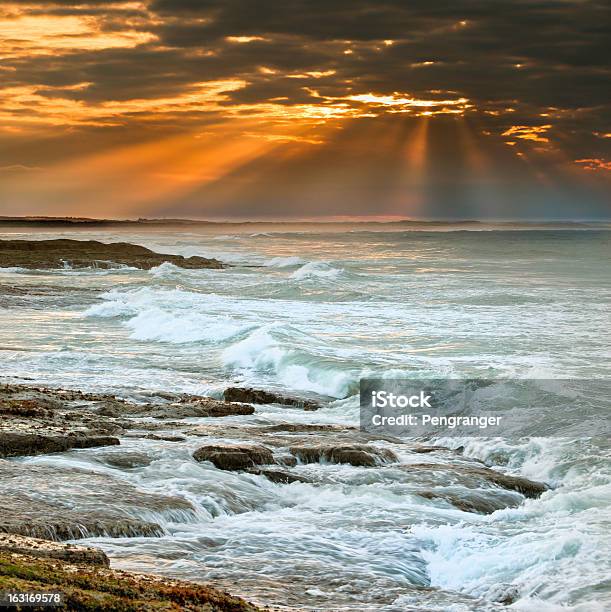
[
  {"left": 0, "top": 399, "right": 50, "bottom": 417},
  {"left": 276, "top": 454, "right": 298, "bottom": 467},
  {"left": 123, "top": 398, "right": 255, "bottom": 419},
  {"left": 0, "top": 432, "right": 119, "bottom": 458},
  {"left": 259, "top": 423, "right": 352, "bottom": 433},
  {"left": 193, "top": 444, "right": 275, "bottom": 471},
  {"left": 94, "top": 399, "right": 127, "bottom": 417},
  {"left": 406, "top": 463, "right": 548, "bottom": 498},
  {"left": 411, "top": 445, "right": 450, "bottom": 454},
  {"left": 0, "top": 239, "right": 224, "bottom": 270},
  {"left": 417, "top": 490, "right": 520, "bottom": 514},
  {"left": 224, "top": 387, "right": 321, "bottom": 411},
  {"left": 247, "top": 468, "right": 312, "bottom": 484},
  {"left": 0, "top": 534, "right": 109, "bottom": 567},
  {"left": 145, "top": 433, "right": 187, "bottom": 442},
  {"left": 0, "top": 383, "right": 126, "bottom": 459},
  {"left": 290, "top": 444, "right": 398, "bottom": 467},
  {"left": 97, "top": 451, "right": 152, "bottom": 469}
]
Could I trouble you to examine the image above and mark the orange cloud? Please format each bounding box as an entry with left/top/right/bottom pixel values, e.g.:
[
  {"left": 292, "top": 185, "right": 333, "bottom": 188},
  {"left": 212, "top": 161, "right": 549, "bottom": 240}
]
[
  {"left": 0, "top": 7, "right": 156, "bottom": 58},
  {"left": 574, "top": 158, "right": 611, "bottom": 172},
  {"left": 502, "top": 124, "right": 552, "bottom": 143},
  {"left": 0, "top": 80, "right": 247, "bottom": 127}
]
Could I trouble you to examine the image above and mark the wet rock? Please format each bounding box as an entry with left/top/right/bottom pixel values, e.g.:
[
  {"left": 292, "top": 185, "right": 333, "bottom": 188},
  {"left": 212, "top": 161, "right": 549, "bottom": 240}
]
[
  {"left": 417, "top": 490, "right": 520, "bottom": 514},
  {"left": 0, "top": 461, "right": 196, "bottom": 541},
  {"left": 290, "top": 444, "right": 398, "bottom": 467},
  {"left": 0, "top": 383, "right": 126, "bottom": 458},
  {"left": 0, "top": 495, "right": 163, "bottom": 541},
  {"left": 0, "top": 238, "right": 224, "bottom": 270},
  {"left": 0, "top": 534, "right": 109, "bottom": 567},
  {"left": 466, "top": 465, "right": 548, "bottom": 497},
  {"left": 193, "top": 444, "right": 275, "bottom": 471},
  {"left": 224, "top": 387, "right": 322, "bottom": 411},
  {"left": 411, "top": 445, "right": 451, "bottom": 454},
  {"left": 97, "top": 451, "right": 152, "bottom": 469},
  {"left": 93, "top": 399, "right": 128, "bottom": 417},
  {"left": 0, "top": 432, "right": 119, "bottom": 458},
  {"left": 405, "top": 463, "right": 548, "bottom": 498},
  {"left": 122, "top": 398, "right": 255, "bottom": 419},
  {"left": 145, "top": 433, "right": 187, "bottom": 442},
  {"left": 247, "top": 468, "right": 312, "bottom": 484},
  {"left": 0, "top": 398, "right": 50, "bottom": 417},
  {"left": 276, "top": 454, "right": 298, "bottom": 467},
  {"left": 259, "top": 423, "right": 352, "bottom": 433}
]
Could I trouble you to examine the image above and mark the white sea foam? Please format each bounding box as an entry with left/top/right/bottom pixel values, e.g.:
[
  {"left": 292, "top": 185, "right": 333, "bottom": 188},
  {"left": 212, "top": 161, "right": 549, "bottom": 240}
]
[
  {"left": 290, "top": 261, "right": 343, "bottom": 280},
  {"left": 148, "top": 262, "right": 183, "bottom": 277},
  {"left": 221, "top": 325, "right": 354, "bottom": 397},
  {"left": 125, "top": 308, "right": 253, "bottom": 344}
]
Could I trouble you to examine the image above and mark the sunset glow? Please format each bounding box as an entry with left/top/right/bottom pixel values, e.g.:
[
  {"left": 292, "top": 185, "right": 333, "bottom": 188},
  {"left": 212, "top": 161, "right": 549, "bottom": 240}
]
[{"left": 0, "top": 0, "right": 608, "bottom": 219}]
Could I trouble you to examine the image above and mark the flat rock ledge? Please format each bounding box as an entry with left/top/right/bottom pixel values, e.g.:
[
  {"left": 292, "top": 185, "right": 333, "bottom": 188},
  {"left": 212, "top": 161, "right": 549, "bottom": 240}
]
[
  {"left": 0, "top": 535, "right": 109, "bottom": 567},
  {"left": 224, "top": 387, "right": 322, "bottom": 411},
  {"left": 403, "top": 463, "right": 548, "bottom": 499},
  {"left": 0, "top": 549, "right": 261, "bottom": 611},
  {"left": 0, "top": 383, "right": 259, "bottom": 460},
  {"left": 0, "top": 385, "right": 125, "bottom": 459},
  {"left": 193, "top": 444, "right": 275, "bottom": 471},
  {"left": 246, "top": 468, "right": 312, "bottom": 484},
  {"left": 289, "top": 444, "right": 398, "bottom": 467},
  {"left": 0, "top": 461, "right": 197, "bottom": 541},
  {"left": 0, "top": 431, "right": 119, "bottom": 458},
  {"left": 0, "top": 238, "right": 224, "bottom": 270},
  {"left": 110, "top": 397, "right": 255, "bottom": 419}
]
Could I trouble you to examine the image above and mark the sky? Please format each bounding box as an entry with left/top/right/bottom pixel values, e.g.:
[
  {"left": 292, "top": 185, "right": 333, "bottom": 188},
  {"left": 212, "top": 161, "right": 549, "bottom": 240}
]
[{"left": 0, "top": 0, "right": 609, "bottom": 220}]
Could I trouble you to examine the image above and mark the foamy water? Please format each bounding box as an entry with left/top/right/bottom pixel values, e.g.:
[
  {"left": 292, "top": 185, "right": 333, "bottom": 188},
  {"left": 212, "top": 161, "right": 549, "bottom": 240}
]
[{"left": 1, "top": 224, "right": 609, "bottom": 610}]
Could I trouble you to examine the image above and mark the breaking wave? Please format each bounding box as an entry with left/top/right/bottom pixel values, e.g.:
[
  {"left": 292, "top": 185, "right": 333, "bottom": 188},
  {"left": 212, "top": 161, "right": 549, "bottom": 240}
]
[{"left": 290, "top": 261, "right": 344, "bottom": 280}]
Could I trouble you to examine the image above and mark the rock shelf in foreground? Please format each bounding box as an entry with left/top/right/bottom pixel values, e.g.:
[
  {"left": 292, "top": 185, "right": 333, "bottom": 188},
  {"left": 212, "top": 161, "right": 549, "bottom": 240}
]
[
  {"left": 0, "top": 548, "right": 261, "bottom": 611},
  {"left": 0, "top": 238, "right": 224, "bottom": 270},
  {"left": 0, "top": 535, "right": 109, "bottom": 567}
]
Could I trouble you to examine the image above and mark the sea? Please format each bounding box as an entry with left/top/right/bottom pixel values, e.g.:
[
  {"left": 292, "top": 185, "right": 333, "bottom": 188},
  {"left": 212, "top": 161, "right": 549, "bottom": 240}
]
[{"left": 1, "top": 223, "right": 609, "bottom": 611}]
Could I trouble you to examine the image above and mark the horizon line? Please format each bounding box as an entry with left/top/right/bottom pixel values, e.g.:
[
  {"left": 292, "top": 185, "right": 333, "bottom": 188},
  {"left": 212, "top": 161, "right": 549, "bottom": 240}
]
[{"left": 1, "top": 215, "right": 610, "bottom": 226}]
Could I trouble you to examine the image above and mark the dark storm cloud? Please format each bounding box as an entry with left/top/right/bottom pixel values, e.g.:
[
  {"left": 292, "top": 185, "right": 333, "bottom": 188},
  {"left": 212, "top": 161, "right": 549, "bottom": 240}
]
[
  {"left": 1, "top": 0, "right": 609, "bottom": 218},
  {"left": 6, "top": 0, "right": 609, "bottom": 115}
]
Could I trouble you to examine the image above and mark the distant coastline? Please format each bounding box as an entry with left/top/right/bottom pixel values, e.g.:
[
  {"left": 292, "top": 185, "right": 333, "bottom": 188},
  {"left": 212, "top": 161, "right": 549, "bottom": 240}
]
[{"left": 0, "top": 216, "right": 608, "bottom": 229}]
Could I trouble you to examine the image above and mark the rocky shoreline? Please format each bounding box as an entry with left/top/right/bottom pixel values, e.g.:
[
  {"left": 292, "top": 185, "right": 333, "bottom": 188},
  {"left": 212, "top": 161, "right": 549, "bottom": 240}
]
[
  {"left": 0, "top": 380, "right": 550, "bottom": 609},
  {"left": 0, "top": 239, "right": 224, "bottom": 270},
  {"left": 0, "top": 535, "right": 260, "bottom": 611}
]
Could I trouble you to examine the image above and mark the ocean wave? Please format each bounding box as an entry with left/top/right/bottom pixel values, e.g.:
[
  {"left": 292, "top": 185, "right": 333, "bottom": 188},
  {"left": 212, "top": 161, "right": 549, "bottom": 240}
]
[
  {"left": 85, "top": 288, "right": 254, "bottom": 343},
  {"left": 290, "top": 261, "right": 344, "bottom": 280},
  {"left": 125, "top": 308, "right": 254, "bottom": 344},
  {"left": 148, "top": 262, "right": 184, "bottom": 278},
  {"left": 264, "top": 256, "right": 307, "bottom": 268},
  {"left": 221, "top": 325, "right": 355, "bottom": 398}
]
